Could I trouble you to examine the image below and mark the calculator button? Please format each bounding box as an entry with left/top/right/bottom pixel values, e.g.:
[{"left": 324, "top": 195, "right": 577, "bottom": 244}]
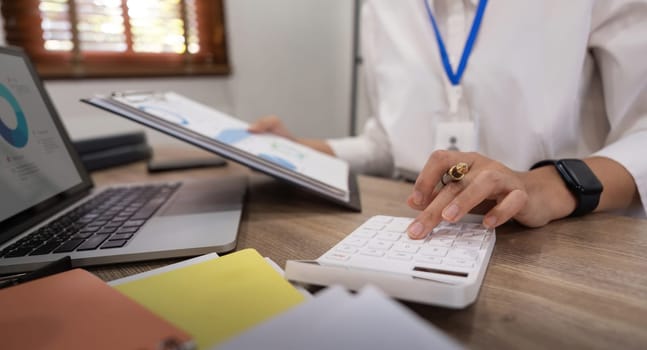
[
  {"left": 420, "top": 246, "right": 449, "bottom": 257},
  {"left": 390, "top": 219, "right": 410, "bottom": 226},
  {"left": 445, "top": 258, "right": 475, "bottom": 268},
  {"left": 363, "top": 223, "right": 385, "bottom": 231},
  {"left": 447, "top": 248, "right": 480, "bottom": 261},
  {"left": 400, "top": 236, "right": 426, "bottom": 245},
  {"left": 459, "top": 231, "right": 486, "bottom": 240},
  {"left": 354, "top": 229, "right": 377, "bottom": 238},
  {"left": 435, "top": 221, "right": 452, "bottom": 229},
  {"left": 376, "top": 232, "right": 400, "bottom": 241},
  {"left": 335, "top": 245, "right": 358, "bottom": 254},
  {"left": 461, "top": 223, "right": 483, "bottom": 230},
  {"left": 387, "top": 252, "right": 413, "bottom": 261},
  {"left": 415, "top": 256, "right": 443, "bottom": 265},
  {"left": 432, "top": 229, "right": 459, "bottom": 239},
  {"left": 360, "top": 248, "right": 385, "bottom": 257},
  {"left": 368, "top": 240, "right": 393, "bottom": 250},
  {"left": 394, "top": 243, "right": 420, "bottom": 254},
  {"left": 345, "top": 237, "right": 368, "bottom": 247},
  {"left": 453, "top": 240, "right": 482, "bottom": 249},
  {"left": 428, "top": 238, "right": 454, "bottom": 247},
  {"left": 385, "top": 223, "right": 409, "bottom": 233}
]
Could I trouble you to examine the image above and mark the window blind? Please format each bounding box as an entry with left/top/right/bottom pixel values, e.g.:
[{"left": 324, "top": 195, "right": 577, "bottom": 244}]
[{"left": 1, "top": 0, "right": 229, "bottom": 78}]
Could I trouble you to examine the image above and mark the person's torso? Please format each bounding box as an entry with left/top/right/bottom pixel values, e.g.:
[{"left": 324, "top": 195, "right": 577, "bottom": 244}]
[{"left": 365, "top": 0, "right": 608, "bottom": 172}]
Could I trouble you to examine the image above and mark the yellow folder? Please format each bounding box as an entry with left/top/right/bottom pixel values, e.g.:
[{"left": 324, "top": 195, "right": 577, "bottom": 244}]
[{"left": 113, "top": 249, "right": 305, "bottom": 349}]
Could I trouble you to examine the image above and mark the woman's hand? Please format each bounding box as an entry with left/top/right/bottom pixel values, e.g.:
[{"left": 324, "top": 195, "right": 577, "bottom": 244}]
[
  {"left": 406, "top": 150, "right": 577, "bottom": 239},
  {"left": 248, "top": 115, "right": 298, "bottom": 140}
]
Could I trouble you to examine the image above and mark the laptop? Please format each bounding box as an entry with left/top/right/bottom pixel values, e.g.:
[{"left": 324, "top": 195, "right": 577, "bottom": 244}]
[{"left": 0, "top": 46, "right": 247, "bottom": 274}]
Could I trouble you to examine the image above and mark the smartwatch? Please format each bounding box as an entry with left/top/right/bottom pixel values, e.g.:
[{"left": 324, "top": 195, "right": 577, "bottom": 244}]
[{"left": 531, "top": 159, "right": 603, "bottom": 217}]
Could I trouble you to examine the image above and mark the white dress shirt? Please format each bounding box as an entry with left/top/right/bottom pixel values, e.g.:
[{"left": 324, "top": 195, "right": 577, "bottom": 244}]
[{"left": 328, "top": 0, "right": 647, "bottom": 216}]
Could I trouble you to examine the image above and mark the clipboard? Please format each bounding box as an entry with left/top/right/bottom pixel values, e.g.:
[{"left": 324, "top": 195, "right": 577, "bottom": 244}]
[{"left": 82, "top": 91, "right": 361, "bottom": 211}]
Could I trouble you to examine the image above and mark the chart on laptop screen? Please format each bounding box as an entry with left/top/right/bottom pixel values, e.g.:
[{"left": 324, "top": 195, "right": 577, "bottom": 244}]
[{"left": 0, "top": 55, "right": 82, "bottom": 221}]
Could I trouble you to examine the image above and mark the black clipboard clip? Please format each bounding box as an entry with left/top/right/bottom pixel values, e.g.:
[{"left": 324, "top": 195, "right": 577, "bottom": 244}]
[{"left": 0, "top": 256, "right": 72, "bottom": 289}]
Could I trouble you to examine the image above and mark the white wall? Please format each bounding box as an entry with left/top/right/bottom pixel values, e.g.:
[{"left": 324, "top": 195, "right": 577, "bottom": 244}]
[{"left": 0, "top": 0, "right": 355, "bottom": 145}]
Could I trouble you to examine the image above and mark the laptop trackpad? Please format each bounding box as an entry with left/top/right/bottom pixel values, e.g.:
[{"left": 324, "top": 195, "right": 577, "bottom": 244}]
[{"left": 159, "top": 175, "right": 246, "bottom": 216}]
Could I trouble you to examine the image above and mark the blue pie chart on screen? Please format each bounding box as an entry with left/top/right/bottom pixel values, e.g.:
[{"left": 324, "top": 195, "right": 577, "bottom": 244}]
[{"left": 0, "top": 83, "right": 28, "bottom": 148}]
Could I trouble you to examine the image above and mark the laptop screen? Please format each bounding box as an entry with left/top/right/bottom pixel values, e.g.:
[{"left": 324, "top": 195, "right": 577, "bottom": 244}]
[{"left": 0, "top": 48, "right": 90, "bottom": 239}]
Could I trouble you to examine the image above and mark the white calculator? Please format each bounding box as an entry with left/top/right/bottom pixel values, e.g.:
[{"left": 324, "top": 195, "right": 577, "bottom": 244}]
[{"left": 285, "top": 215, "right": 495, "bottom": 308}]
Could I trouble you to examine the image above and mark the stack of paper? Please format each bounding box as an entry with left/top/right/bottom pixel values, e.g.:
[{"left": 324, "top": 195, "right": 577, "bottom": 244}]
[
  {"left": 215, "top": 285, "right": 465, "bottom": 350},
  {"left": 110, "top": 249, "right": 305, "bottom": 349}
]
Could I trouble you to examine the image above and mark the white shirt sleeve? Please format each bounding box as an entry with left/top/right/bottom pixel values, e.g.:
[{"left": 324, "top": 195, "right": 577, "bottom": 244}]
[
  {"left": 327, "top": 117, "right": 394, "bottom": 177},
  {"left": 589, "top": 1, "right": 647, "bottom": 216}
]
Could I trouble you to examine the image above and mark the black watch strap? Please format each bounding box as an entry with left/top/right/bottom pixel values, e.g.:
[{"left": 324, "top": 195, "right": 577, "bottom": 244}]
[{"left": 531, "top": 159, "right": 603, "bottom": 217}]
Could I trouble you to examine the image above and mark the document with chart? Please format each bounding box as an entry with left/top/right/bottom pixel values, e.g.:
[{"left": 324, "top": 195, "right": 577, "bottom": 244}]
[{"left": 82, "top": 91, "right": 360, "bottom": 211}]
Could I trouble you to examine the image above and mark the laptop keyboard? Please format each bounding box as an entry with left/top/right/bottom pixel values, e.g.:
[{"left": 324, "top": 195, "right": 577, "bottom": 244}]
[{"left": 0, "top": 183, "right": 180, "bottom": 259}]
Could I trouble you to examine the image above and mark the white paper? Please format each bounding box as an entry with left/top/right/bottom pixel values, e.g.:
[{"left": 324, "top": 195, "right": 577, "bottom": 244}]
[
  {"left": 112, "top": 92, "right": 349, "bottom": 194},
  {"left": 215, "top": 285, "right": 464, "bottom": 350}
]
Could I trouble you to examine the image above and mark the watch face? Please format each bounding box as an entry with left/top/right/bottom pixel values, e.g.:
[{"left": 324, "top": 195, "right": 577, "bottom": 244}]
[{"left": 559, "top": 159, "right": 603, "bottom": 194}]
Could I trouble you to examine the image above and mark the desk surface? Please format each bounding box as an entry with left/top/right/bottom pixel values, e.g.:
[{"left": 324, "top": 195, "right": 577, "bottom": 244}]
[{"left": 88, "top": 146, "right": 647, "bottom": 350}]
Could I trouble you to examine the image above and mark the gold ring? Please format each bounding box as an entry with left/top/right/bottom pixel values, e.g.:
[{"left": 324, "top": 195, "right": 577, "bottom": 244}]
[{"left": 447, "top": 162, "right": 469, "bottom": 182}]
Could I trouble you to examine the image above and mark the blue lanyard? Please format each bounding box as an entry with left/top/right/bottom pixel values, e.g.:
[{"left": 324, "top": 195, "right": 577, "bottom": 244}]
[{"left": 423, "top": 0, "right": 488, "bottom": 86}]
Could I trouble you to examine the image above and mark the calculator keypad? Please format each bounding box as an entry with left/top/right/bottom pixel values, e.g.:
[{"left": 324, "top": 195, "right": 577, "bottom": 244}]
[{"left": 318, "top": 216, "right": 494, "bottom": 279}]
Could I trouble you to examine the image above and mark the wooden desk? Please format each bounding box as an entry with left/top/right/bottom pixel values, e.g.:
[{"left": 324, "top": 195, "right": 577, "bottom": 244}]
[{"left": 88, "top": 146, "right": 647, "bottom": 350}]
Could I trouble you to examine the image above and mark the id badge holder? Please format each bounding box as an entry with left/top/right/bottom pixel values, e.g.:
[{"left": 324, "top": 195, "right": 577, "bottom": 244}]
[{"left": 435, "top": 85, "right": 477, "bottom": 152}]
